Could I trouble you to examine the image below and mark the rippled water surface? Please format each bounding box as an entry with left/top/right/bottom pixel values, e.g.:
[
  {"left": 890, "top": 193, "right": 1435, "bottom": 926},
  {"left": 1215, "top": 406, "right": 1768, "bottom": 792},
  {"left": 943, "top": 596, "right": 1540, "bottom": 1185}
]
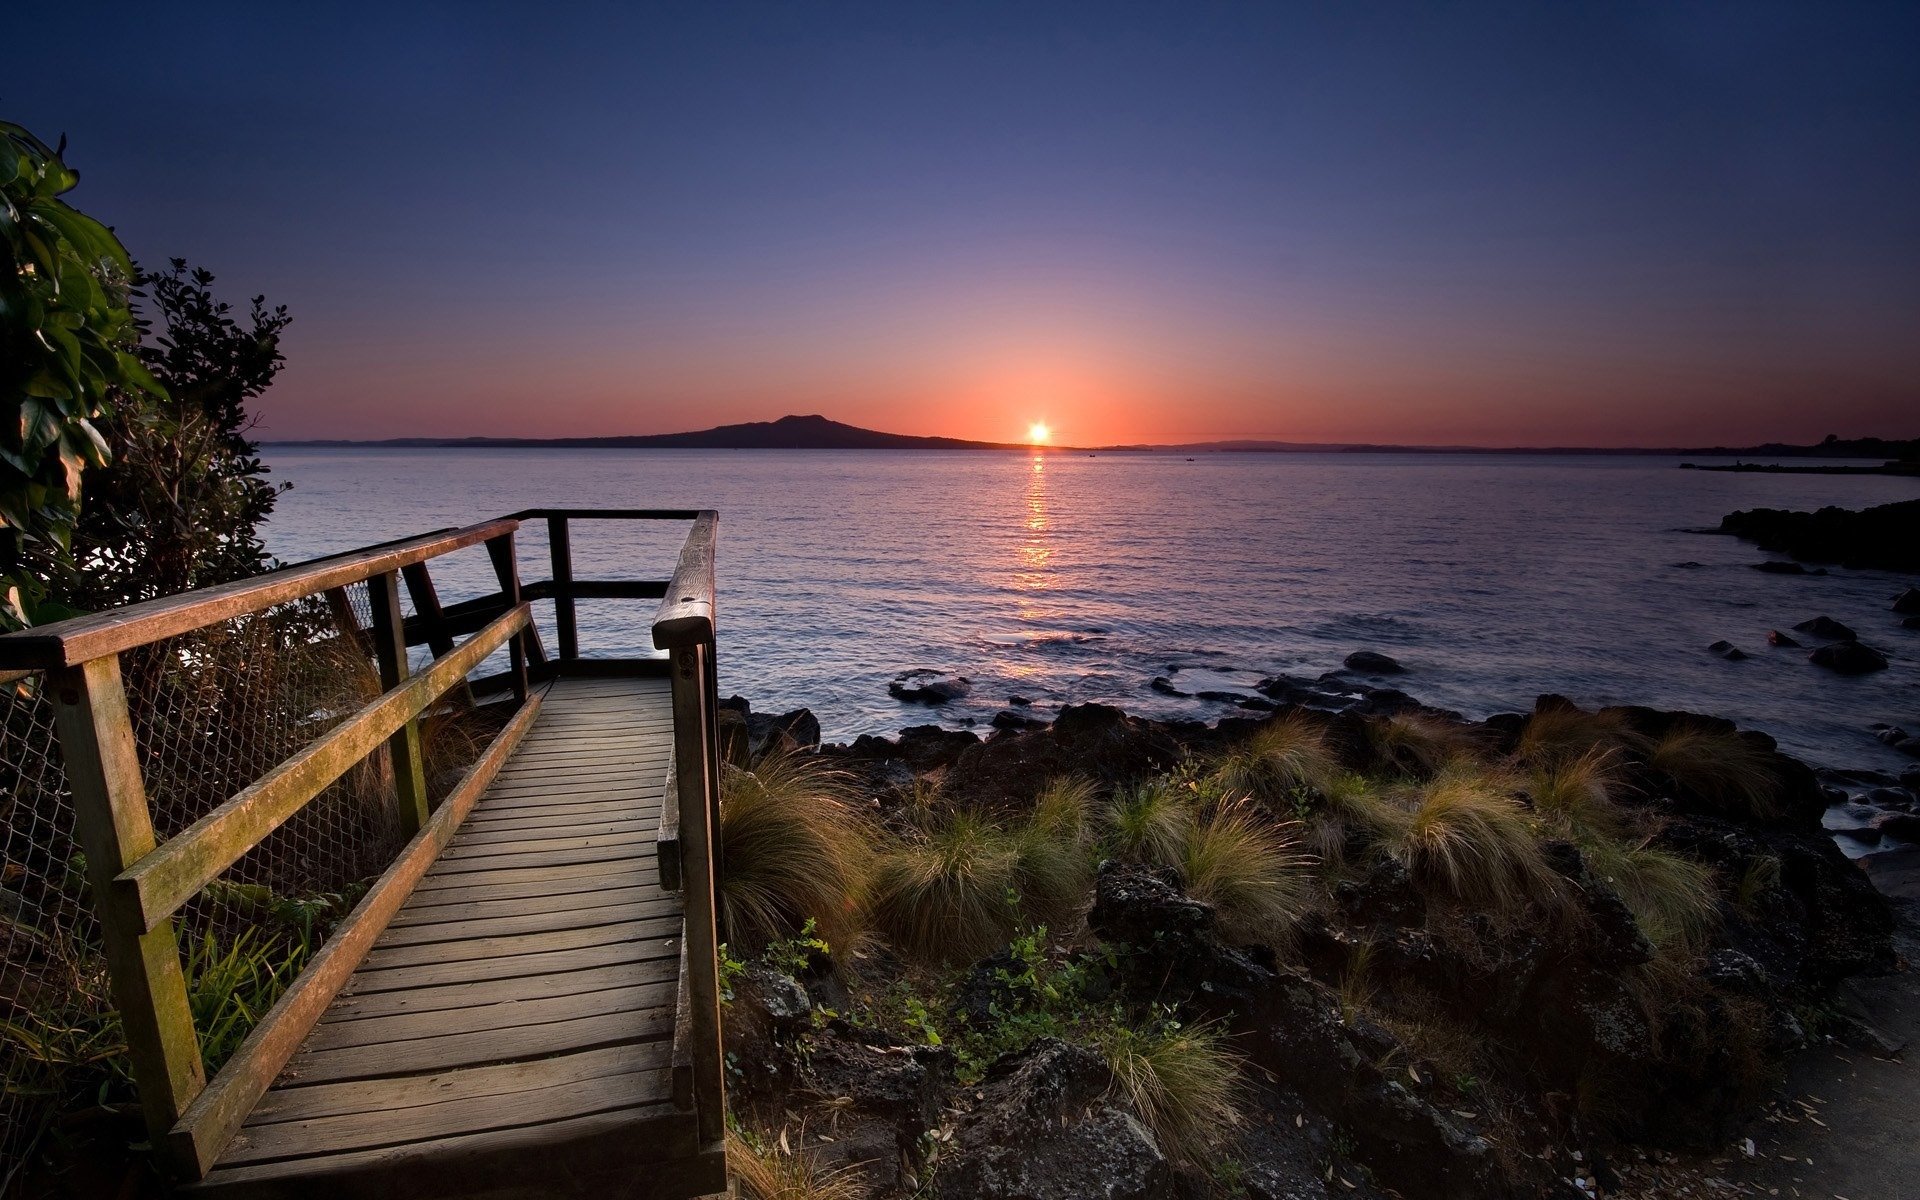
[{"left": 262, "top": 448, "right": 1918, "bottom": 772}]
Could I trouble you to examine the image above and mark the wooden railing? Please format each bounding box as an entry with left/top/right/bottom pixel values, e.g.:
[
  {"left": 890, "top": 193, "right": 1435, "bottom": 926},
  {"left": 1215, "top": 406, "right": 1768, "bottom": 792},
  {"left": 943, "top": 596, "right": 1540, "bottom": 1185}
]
[{"left": 0, "top": 509, "right": 724, "bottom": 1178}]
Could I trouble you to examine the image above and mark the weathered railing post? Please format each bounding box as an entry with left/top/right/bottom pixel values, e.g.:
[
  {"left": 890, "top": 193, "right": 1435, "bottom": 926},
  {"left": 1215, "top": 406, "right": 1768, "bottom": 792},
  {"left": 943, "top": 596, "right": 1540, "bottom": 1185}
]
[
  {"left": 548, "top": 514, "right": 579, "bottom": 660},
  {"left": 368, "top": 571, "right": 431, "bottom": 833},
  {"left": 485, "top": 530, "right": 532, "bottom": 703},
  {"left": 46, "top": 654, "right": 206, "bottom": 1147}
]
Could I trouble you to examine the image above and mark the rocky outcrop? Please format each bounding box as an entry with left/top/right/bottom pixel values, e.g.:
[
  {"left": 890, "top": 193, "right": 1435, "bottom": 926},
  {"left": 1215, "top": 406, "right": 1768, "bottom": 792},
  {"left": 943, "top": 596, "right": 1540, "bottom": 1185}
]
[
  {"left": 719, "top": 695, "right": 822, "bottom": 764},
  {"left": 1719, "top": 499, "right": 1920, "bottom": 572},
  {"left": 889, "top": 669, "right": 972, "bottom": 704},
  {"left": 1795, "top": 615, "right": 1857, "bottom": 641}
]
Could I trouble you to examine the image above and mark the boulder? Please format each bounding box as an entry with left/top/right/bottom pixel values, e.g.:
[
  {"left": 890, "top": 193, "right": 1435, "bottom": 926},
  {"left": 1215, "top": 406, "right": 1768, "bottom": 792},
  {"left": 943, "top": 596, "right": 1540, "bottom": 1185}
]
[
  {"left": 1895, "top": 587, "right": 1920, "bottom": 615},
  {"left": 1906, "top": 615, "right": 1920, "bottom": 631},
  {"left": 1708, "top": 640, "right": 1748, "bottom": 660},
  {"left": 1149, "top": 675, "right": 1189, "bottom": 697},
  {"left": 989, "top": 708, "right": 1047, "bottom": 731},
  {"left": 895, "top": 724, "right": 982, "bottom": 770},
  {"left": 800, "top": 1029, "right": 948, "bottom": 1194},
  {"left": 889, "top": 669, "right": 973, "bottom": 704},
  {"left": 1766, "top": 629, "right": 1801, "bottom": 648},
  {"left": 1809, "top": 640, "right": 1889, "bottom": 674},
  {"left": 1876, "top": 727, "right": 1920, "bottom": 758},
  {"left": 1794, "top": 615, "right": 1857, "bottom": 642},
  {"left": 935, "top": 1039, "right": 1172, "bottom": 1200},
  {"left": 1343, "top": 650, "right": 1406, "bottom": 674}
]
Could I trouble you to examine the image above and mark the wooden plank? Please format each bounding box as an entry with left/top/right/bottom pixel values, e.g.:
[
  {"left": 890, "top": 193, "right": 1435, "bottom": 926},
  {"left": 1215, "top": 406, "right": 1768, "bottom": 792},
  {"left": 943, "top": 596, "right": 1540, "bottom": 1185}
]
[
  {"left": 394, "top": 866, "right": 652, "bottom": 909},
  {"left": 162, "top": 685, "right": 547, "bottom": 1179},
  {"left": 370, "top": 899, "right": 678, "bottom": 947},
  {"left": 399, "top": 563, "right": 456, "bottom": 660},
  {"left": 356, "top": 917, "right": 679, "bottom": 972},
  {"left": 437, "top": 829, "right": 655, "bottom": 862},
  {"left": 342, "top": 934, "right": 678, "bottom": 995},
  {"left": 297, "top": 980, "right": 675, "bottom": 1053},
  {"left": 408, "top": 857, "right": 661, "bottom": 894},
  {"left": 460, "top": 804, "right": 663, "bottom": 831},
  {"left": 245, "top": 1042, "right": 672, "bottom": 1127},
  {"left": 197, "top": 1103, "right": 701, "bottom": 1194},
  {"left": 384, "top": 884, "right": 663, "bottom": 929},
  {"left": 549, "top": 514, "right": 579, "bottom": 660},
  {"left": 367, "top": 573, "right": 429, "bottom": 838},
  {"left": 0, "top": 518, "right": 518, "bottom": 671},
  {"left": 440, "top": 816, "right": 653, "bottom": 846},
  {"left": 485, "top": 531, "right": 534, "bottom": 698},
  {"left": 322, "top": 958, "right": 679, "bottom": 1024},
  {"left": 669, "top": 934, "right": 693, "bottom": 1111},
  {"left": 48, "top": 656, "right": 207, "bottom": 1147},
  {"left": 420, "top": 841, "right": 655, "bottom": 877},
  {"left": 657, "top": 741, "right": 681, "bottom": 892},
  {"left": 664, "top": 640, "right": 726, "bottom": 1145},
  {"left": 651, "top": 512, "right": 716, "bottom": 649},
  {"left": 118, "top": 605, "right": 529, "bottom": 933}
]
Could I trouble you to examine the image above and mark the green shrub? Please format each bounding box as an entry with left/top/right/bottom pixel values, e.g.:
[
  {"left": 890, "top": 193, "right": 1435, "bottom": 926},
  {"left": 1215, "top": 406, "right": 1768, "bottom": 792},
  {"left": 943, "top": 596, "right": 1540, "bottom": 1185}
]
[
  {"left": 719, "top": 751, "right": 871, "bottom": 950},
  {"left": 1099, "top": 1019, "right": 1244, "bottom": 1165},
  {"left": 1180, "top": 805, "right": 1313, "bottom": 944},
  {"left": 1514, "top": 705, "right": 1648, "bottom": 768},
  {"left": 728, "top": 1129, "right": 869, "bottom": 1200},
  {"left": 869, "top": 811, "right": 1019, "bottom": 962},
  {"left": 1584, "top": 837, "right": 1721, "bottom": 955},
  {"left": 1526, "top": 747, "right": 1631, "bottom": 841},
  {"left": 1011, "top": 783, "right": 1096, "bottom": 927}
]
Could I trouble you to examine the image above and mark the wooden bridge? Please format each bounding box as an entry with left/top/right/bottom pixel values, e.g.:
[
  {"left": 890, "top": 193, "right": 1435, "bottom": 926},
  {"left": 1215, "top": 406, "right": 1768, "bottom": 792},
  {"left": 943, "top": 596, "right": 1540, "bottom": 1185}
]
[{"left": 0, "top": 512, "right": 728, "bottom": 1198}]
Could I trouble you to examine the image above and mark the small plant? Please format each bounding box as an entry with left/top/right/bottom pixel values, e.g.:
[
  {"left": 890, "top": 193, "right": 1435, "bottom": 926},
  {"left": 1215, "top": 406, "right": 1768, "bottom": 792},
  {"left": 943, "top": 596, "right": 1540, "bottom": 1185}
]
[
  {"left": 1526, "top": 747, "right": 1630, "bottom": 841},
  {"left": 1733, "top": 854, "right": 1781, "bottom": 913},
  {"left": 1104, "top": 778, "right": 1193, "bottom": 868},
  {"left": 1364, "top": 712, "right": 1477, "bottom": 778},
  {"left": 1010, "top": 780, "right": 1097, "bottom": 926},
  {"left": 719, "top": 750, "right": 871, "bottom": 950},
  {"left": 1584, "top": 837, "right": 1721, "bottom": 954},
  {"left": 1179, "top": 804, "right": 1313, "bottom": 944},
  {"left": 182, "top": 925, "right": 312, "bottom": 1071},
  {"left": 1211, "top": 712, "right": 1336, "bottom": 805},
  {"left": 1649, "top": 724, "right": 1782, "bottom": 818},
  {"left": 764, "top": 918, "right": 831, "bottom": 978},
  {"left": 1100, "top": 1017, "right": 1244, "bottom": 1165},
  {"left": 728, "top": 1128, "right": 870, "bottom": 1200},
  {"left": 1376, "top": 765, "right": 1552, "bottom": 910},
  {"left": 869, "top": 811, "right": 1019, "bottom": 962}
]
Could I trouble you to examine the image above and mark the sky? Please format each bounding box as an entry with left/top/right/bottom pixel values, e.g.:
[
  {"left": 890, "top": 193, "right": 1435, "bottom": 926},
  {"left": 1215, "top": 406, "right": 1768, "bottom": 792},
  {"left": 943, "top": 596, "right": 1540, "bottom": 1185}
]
[{"left": 11, "top": 1, "right": 1920, "bottom": 447}]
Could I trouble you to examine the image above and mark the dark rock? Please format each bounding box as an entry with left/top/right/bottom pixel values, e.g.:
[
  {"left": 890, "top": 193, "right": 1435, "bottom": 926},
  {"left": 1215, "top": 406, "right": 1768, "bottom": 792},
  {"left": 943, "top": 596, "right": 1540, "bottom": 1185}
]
[
  {"left": 1794, "top": 615, "right": 1858, "bottom": 642},
  {"left": 890, "top": 669, "right": 973, "bottom": 704},
  {"left": 1008, "top": 694, "right": 1033, "bottom": 707},
  {"left": 1088, "top": 862, "right": 1276, "bottom": 1005},
  {"left": 1708, "top": 640, "right": 1748, "bottom": 660},
  {"left": 1871, "top": 811, "right": 1920, "bottom": 842},
  {"left": 989, "top": 708, "right": 1047, "bottom": 731},
  {"left": 738, "top": 962, "right": 812, "bottom": 1035},
  {"left": 1699, "top": 948, "right": 1770, "bottom": 995},
  {"left": 1809, "top": 640, "right": 1889, "bottom": 674},
  {"left": 1751, "top": 560, "right": 1826, "bottom": 575},
  {"left": 737, "top": 707, "right": 821, "bottom": 762},
  {"left": 1544, "top": 841, "right": 1655, "bottom": 969},
  {"left": 1906, "top": 615, "right": 1920, "bottom": 631},
  {"left": 1719, "top": 499, "right": 1920, "bottom": 573},
  {"left": 1876, "top": 727, "right": 1920, "bottom": 758},
  {"left": 1333, "top": 858, "right": 1426, "bottom": 927},
  {"left": 801, "top": 1030, "right": 948, "bottom": 1194},
  {"left": 1343, "top": 650, "right": 1406, "bottom": 674},
  {"left": 1895, "top": 587, "right": 1920, "bottom": 614},
  {"left": 1149, "top": 675, "right": 1189, "bottom": 697},
  {"left": 895, "top": 724, "right": 981, "bottom": 770},
  {"left": 1670, "top": 560, "right": 1704, "bottom": 568},
  {"left": 1766, "top": 629, "right": 1802, "bottom": 648},
  {"left": 1904, "top": 766, "right": 1920, "bottom": 791},
  {"left": 943, "top": 704, "right": 1182, "bottom": 807},
  {"left": 935, "top": 1039, "right": 1172, "bottom": 1200}
]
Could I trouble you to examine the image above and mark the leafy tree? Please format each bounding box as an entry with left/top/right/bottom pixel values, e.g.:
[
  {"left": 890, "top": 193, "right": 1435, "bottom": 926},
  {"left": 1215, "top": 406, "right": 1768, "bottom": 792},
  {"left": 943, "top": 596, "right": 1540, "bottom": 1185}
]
[
  {"left": 0, "top": 122, "right": 162, "bottom": 625},
  {"left": 62, "top": 261, "right": 291, "bottom": 611}
]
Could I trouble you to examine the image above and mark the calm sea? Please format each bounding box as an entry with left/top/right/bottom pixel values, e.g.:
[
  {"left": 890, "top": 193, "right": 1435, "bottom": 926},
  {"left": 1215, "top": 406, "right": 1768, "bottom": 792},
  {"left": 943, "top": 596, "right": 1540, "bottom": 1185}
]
[{"left": 260, "top": 447, "right": 1918, "bottom": 776}]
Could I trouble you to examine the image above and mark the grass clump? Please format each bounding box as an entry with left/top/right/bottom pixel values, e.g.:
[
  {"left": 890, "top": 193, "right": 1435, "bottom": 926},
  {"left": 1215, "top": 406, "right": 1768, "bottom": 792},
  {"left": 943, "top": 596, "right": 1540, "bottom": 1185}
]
[
  {"left": 728, "top": 1129, "right": 869, "bottom": 1200},
  {"left": 1104, "top": 778, "right": 1194, "bottom": 868},
  {"left": 1526, "top": 748, "right": 1631, "bottom": 841},
  {"left": 869, "top": 811, "right": 1020, "bottom": 962},
  {"left": 1364, "top": 712, "right": 1477, "bottom": 778},
  {"left": 1100, "top": 1019, "right": 1244, "bottom": 1165},
  {"left": 719, "top": 751, "right": 871, "bottom": 951},
  {"left": 1376, "top": 765, "right": 1553, "bottom": 910},
  {"left": 1649, "top": 724, "right": 1782, "bottom": 818},
  {"left": 1212, "top": 712, "right": 1336, "bottom": 805},
  {"left": 1180, "top": 804, "right": 1314, "bottom": 944},
  {"left": 1584, "top": 837, "right": 1721, "bottom": 955},
  {"left": 1514, "top": 705, "right": 1648, "bottom": 768},
  {"left": 1011, "top": 778, "right": 1098, "bottom": 927}
]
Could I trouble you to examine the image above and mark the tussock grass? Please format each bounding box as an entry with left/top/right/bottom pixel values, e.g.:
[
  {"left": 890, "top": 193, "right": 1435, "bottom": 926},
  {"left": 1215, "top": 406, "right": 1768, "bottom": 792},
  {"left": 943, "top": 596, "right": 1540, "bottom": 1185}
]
[
  {"left": 1584, "top": 837, "right": 1721, "bottom": 954},
  {"left": 1364, "top": 712, "right": 1478, "bottom": 778},
  {"left": 1099, "top": 1021, "right": 1244, "bottom": 1165},
  {"left": 719, "top": 751, "right": 871, "bottom": 950},
  {"left": 1734, "top": 854, "right": 1781, "bottom": 913},
  {"left": 1649, "top": 724, "right": 1782, "bottom": 818},
  {"left": 869, "top": 811, "right": 1020, "bottom": 962},
  {"left": 1376, "top": 765, "right": 1553, "bottom": 910},
  {"left": 1104, "top": 779, "right": 1194, "bottom": 868},
  {"left": 1526, "top": 748, "right": 1632, "bottom": 841},
  {"left": 728, "top": 1129, "right": 869, "bottom": 1200},
  {"left": 1515, "top": 705, "right": 1649, "bottom": 768},
  {"left": 1180, "top": 805, "right": 1314, "bottom": 944},
  {"left": 1011, "top": 779, "right": 1098, "bottom": 926},
  {"left": 1212, "top": 713, "right": 1337, "bottom": 804}
]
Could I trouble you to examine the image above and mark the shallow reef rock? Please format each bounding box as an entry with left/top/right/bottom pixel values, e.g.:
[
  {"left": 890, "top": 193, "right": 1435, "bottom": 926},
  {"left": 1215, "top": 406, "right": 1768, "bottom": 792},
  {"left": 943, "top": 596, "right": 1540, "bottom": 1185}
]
[
  {"left": 1794, "top": 614, "right": 1858, "bottom": 642},
  {"left": 934, "top": 1039, "right": 1173, "bottom": 1200},
  {"left": 889, "top": 668, "right": 973, "bottom": 704},
  {"left": 718, "top": 695, "right": 822, "bottom": 764},
  {"left": 1719, "top": 498, "right": 1920, "bottom": 572},
  {"left": 1342, "top": 649, "right": 1406, "bottom": 674},
  {"left": 1809, "top": 639, "right": 1890, "bottom": 674}
]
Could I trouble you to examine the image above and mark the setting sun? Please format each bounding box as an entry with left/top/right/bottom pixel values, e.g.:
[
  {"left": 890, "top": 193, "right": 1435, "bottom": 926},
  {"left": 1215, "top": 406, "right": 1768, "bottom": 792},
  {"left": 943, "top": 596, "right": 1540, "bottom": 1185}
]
[{"left": 1027, "top": 421, "right": 1051, "bottom": 445}]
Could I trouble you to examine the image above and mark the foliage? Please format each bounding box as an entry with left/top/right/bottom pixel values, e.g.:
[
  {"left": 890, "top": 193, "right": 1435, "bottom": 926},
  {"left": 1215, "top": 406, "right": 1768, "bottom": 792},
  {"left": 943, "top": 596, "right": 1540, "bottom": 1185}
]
[
  {"left": 61, "top": 259, "right": 290, "bottom": 611},
  {"left": 1514, "top": 705, "right": 1648, "bottom": 768},
  {"left": 1098, "top": 1017, "right": 1244, "bottom": 1165},
  {"left": 728, "top": 1128, "right": 870, "bottom": 1200},
  {"left": 1103, "top": 778, "right": 1193, "bottom": 868},
  {"left": 718, "top": 752, "right": 871, "bottom": 951},
  {"left": 1179, "top": 804, "right": 1314, "bottom": 944},
  {"left": 1211, "top": 712, "right": 1336, "bottom": 806},
  {"left": 0, "top": 122, "right": 161, "bottom": 625},
  {"left": 869, "top": 810, "right": 1019, "bottom": 962},
  {"left": 1583, "top": 837, "right": 1721, "bottom": 955},
  {"left": 1374, "top": 764, "right": 1553, "bottom": 910},
  {"left": 181, "top": 925, "right": 313, "bottom": 1072},
  {"left": 1364, "top": 712, "right": 1476, "bottom": 778},
  {"left": 1526, "top": 748, "right": 1632, "bottom": 841},
  {"left": 1649, "top": 724, "right": 1782, "bottom": 818}
]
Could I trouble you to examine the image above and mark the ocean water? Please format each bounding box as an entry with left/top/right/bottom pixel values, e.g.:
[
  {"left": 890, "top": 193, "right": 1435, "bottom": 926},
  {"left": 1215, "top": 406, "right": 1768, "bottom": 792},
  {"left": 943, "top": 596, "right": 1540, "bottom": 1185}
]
[{"left": 260, "top": 447, "right": 1918, "bottom": 776}]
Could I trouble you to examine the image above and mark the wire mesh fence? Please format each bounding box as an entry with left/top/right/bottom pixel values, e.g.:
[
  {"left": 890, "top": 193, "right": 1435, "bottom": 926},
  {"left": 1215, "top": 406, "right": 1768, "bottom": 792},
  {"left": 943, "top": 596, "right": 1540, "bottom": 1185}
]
[{"left": 1, "top": 574, "right": 508, "bottom": 1193}]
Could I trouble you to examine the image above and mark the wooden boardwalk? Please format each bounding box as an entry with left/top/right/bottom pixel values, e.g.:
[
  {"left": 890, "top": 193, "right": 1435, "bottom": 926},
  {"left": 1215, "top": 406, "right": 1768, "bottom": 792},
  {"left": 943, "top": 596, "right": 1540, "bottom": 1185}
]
[{"left": 195, "top": 677, "right": 723, "bottom": 1199}]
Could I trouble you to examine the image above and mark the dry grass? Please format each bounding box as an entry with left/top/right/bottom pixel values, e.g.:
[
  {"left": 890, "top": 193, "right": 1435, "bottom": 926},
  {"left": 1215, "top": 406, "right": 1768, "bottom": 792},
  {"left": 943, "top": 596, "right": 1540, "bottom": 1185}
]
[
  {"left": 1584, "top": 836, "right": 1721, "bottom": 955},
  {"left": 728, "top": 1129, "right": 870, "bottom": 1200},
  {"left": 1375, "top": 765, "right": 1554, "bottom": 910},
  {"left": 1514, "top": 705, "right": 1649, "bottom": 768},
  {"left": 868, "top": 811, "right": 1020, "bottom": 962},
  {"left": 1099, "top": 1021, "right": 1244, "bottom": 1165},
  {"left": 719, "top": 751, "right": 872, "bottom": 950},
  {"left": 1103, "top": 779, "right": 1194, "bottom": 869},
  {"left": 1364, "top": 712, "right": 1478, "bottom": 778},
  {"left": 1179, "top": 804, "right": 1314, "bottom": 944},
  {"left": 1649, "top": 724, "right": 1782, "bottom": 818},
  {"left": 1525, "top": 748, "right": 1632, "bottom": 841},
  {"left": 1211, "top": 712, "right": 1337, "bottom": 804}
]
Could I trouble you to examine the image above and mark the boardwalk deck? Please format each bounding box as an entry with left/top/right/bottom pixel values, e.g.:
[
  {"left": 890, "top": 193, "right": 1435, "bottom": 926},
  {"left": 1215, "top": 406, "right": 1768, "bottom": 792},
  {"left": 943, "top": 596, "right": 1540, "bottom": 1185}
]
[{"left": 194, "top": 677, "right": 725, "bottom": 1200}]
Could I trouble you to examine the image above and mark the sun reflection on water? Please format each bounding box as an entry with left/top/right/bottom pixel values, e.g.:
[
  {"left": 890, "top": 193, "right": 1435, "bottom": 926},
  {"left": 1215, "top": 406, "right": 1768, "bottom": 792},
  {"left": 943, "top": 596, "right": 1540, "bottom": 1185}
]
[{"left": 1014, "top": 453, "right": 1055, "bottom": 624}]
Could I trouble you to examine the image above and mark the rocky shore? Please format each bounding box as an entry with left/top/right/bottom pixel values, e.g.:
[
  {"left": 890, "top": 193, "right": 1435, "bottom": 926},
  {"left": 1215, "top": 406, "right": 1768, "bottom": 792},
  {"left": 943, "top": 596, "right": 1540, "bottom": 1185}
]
[
  {"left": 1717, "top": 497, "right": 1920, "bottom": 573},
  {"left": 713, "top": 678, "right": 1900, "bottom": 1200}
]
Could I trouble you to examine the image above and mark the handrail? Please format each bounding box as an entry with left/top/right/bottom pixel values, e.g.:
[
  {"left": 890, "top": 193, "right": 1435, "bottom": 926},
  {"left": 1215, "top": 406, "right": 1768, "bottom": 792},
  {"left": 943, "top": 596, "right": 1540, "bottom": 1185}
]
[
  {"left": 0, "top": 517, "right": 517, "bottom": 669},
  {"left": 652, "top": 511, "right": 718, "bottom": 649}
]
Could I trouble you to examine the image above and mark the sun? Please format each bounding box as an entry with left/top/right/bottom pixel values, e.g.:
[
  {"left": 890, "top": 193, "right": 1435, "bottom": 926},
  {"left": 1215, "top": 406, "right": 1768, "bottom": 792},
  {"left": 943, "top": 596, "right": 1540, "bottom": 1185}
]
[{"left": 1027, "top": 421, "right": 1052, "bottom": 445}]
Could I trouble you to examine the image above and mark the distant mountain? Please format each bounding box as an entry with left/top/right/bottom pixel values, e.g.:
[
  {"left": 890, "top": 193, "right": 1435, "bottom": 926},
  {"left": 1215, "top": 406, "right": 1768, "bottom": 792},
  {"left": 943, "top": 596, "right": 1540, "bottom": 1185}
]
[
  {"left": 273, "top": 414, "right": 1028, "bottom": 451},
  {"left": 269, "top": 417, "right": 1920, "bottom": 459}
]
